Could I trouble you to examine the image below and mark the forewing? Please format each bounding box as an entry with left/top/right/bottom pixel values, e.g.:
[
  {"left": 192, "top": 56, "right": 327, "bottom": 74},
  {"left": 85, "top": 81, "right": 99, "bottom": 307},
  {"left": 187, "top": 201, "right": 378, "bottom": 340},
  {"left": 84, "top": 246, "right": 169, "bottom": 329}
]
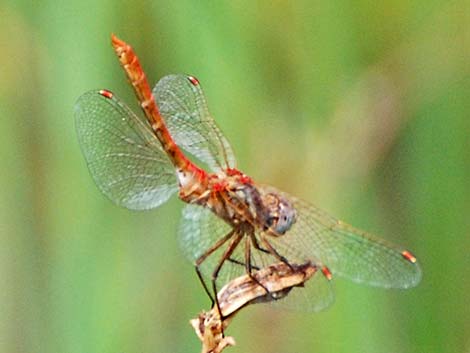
[
  {"left": 260, "top": 185, "right": 422, "bottom": 289},
  {"left": 75, "top": 90, "right": 178, "bottom": 210},
  {"left": 153, "top": 75, "right": 236, "bottom": 172}
]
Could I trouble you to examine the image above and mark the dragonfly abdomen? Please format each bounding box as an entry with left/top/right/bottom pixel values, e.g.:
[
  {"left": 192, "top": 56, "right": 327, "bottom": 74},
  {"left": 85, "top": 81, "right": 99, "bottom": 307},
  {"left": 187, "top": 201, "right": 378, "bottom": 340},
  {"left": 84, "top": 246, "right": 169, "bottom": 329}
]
[{"left": 111, "top": 35, "right": 202, "bottom": 175}]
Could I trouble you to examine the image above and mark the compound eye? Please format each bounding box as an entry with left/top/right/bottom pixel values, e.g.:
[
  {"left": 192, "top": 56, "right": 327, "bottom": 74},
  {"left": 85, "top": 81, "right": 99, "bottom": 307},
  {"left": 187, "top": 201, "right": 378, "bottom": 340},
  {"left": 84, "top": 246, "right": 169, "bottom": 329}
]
[
  {"left": 266, "top": 216, "right": 279, "bottom": 228},
  {"left": 274, "top": 201, "right": 296, "bottom": 234},
  {"left": 262, "top": 193, "right": 296, "bottom": 235},
  {"left": 274, "top": 215, "right": 293, "bottom": 234}
]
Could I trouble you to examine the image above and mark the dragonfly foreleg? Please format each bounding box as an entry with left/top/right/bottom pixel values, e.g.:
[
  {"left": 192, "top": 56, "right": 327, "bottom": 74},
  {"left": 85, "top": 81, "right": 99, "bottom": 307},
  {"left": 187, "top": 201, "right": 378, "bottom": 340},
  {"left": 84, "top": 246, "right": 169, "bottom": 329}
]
[
  {"left": 250, "top": 233, "right": 271, "bottom": 255},
  {"left": 259, "top": 234, "right": 294, "bottom": 271}
]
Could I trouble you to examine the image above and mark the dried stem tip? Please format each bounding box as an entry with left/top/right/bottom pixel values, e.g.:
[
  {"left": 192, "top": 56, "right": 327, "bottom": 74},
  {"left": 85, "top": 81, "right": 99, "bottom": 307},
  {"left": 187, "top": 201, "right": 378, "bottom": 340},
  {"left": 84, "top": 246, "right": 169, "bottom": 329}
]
[{"left": 191, "top": 261, "right": 317, "bottom": 353}]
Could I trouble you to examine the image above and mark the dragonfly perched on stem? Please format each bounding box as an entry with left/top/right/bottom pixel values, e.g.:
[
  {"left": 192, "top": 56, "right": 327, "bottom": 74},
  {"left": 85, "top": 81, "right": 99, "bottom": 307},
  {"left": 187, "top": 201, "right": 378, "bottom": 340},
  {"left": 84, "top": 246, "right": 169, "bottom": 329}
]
[{"left": 75, "top": 34, "right": 421, "bottom": 315}]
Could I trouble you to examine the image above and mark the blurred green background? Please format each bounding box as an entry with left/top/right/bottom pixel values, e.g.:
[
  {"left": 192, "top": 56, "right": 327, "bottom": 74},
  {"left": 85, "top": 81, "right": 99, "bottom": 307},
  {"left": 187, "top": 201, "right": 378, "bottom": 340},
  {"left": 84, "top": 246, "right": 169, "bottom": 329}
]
[{"left": 1, "top": 1, "right": 468, "bottom": 353}]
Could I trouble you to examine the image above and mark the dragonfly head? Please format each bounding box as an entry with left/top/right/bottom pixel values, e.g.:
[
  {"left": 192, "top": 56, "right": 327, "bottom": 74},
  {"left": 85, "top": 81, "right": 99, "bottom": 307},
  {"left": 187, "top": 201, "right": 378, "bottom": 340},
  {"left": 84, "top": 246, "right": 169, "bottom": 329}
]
[{"left": 262, "top": 193, "right": 296, "bottom": 235}]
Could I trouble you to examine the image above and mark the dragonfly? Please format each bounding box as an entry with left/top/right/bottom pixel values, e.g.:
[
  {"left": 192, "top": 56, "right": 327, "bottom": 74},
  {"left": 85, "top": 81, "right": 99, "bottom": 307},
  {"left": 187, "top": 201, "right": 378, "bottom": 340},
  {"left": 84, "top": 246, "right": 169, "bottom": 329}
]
[{"left": 75, "top": 34, "right": 421, "bottom": 314}]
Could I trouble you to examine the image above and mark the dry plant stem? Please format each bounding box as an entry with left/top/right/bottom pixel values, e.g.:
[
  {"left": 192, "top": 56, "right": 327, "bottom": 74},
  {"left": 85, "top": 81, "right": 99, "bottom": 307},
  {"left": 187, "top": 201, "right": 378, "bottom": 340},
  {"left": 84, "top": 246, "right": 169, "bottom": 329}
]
[
  {"left": 191, "top": 262, "right": 317, "bottom": 353},
  {"left": 191, "top": 313, "right": 235, "bottom": 353}
]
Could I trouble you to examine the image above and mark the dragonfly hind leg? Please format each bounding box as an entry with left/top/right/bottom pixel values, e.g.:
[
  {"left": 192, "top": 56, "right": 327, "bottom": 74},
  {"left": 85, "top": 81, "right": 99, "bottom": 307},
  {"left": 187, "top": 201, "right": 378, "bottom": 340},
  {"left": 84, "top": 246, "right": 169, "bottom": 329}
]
[
  {"left": 194, "top": 229, "right": 236, "bottom": 305},
  {"left": 209, "top": 232, "right": 244, "bottom": 320}
]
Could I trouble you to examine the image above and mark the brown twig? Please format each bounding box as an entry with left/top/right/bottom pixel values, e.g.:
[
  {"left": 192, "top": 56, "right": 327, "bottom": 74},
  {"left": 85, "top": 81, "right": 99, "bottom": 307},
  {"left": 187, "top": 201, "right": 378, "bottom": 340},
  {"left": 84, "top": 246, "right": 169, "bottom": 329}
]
[{"left": 191, "top": 262, "right": 318, "bottom": 353}]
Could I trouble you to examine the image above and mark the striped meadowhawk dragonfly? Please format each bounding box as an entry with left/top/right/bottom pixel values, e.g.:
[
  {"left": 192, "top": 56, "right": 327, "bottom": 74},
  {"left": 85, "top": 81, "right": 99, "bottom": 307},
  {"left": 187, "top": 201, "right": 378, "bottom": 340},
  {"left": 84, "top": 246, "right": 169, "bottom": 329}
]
[{"left": 75, "top": 34, "right": 421, "bottom": 313}]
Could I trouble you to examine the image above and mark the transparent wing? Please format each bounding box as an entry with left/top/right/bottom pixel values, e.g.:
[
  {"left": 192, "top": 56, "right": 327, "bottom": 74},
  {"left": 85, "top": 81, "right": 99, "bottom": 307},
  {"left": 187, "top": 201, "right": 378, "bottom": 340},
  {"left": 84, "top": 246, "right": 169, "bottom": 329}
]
[
  {"left": 75, "top": 90, "right": 178, "bottom": 210},
  {"left": 249, "top": 236, "right": 335, "bottom": 312},
  {"left": 179, "top": 204, "right": 334, "bottom": 312},
  {"left": 179, "top": 203, "right": 232, "bottom": 266},
  {"left": 178, "top": 204, "right": 243, "bottom": 289},
  {"left": 260, "top": 185, "right": 422, "bottom": 289},
  {"left": 153, "top": 74, "right": 236, "bottom": 172},
  {"left": 268, "top": 265, "right": 335, "bottom": 313}
]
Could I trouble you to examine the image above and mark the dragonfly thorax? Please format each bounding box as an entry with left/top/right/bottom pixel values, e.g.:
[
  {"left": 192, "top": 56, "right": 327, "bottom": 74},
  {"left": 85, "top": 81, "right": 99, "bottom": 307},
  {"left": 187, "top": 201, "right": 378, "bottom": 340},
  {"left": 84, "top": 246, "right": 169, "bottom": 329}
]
[
  {"left": 184, "top": 168, "right": 297, "bottom": 237},
  {"left": 204, "top": 172, "right": 264, "bottom": 228}
]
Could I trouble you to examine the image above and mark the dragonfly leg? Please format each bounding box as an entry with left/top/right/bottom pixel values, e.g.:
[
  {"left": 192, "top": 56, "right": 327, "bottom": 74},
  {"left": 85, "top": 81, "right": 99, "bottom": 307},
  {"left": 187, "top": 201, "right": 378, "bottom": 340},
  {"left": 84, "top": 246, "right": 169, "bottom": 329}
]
[
  {"left": 252, "top": 233, "right": 294, "bottom": 272},
  {"left": 211, "top": 231, "right": 244, "bottom": 321},
  {"left": 243, "top": 235, "right": 271, "bottom": 296},
  {"left": 195, "top": 267, "right": 214, "bottom": 305},
  {"left": 250, "top": 233, "right": 272, "bottom": 255},
  {"left": 259, "top": 234, "right": 294, "bottom": 271},
  {"left": 195, "top": 229, "right": 236, "bottom": 305},
  {"left": 227, "top": 257, "right": 260, "bottom": 271}
]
